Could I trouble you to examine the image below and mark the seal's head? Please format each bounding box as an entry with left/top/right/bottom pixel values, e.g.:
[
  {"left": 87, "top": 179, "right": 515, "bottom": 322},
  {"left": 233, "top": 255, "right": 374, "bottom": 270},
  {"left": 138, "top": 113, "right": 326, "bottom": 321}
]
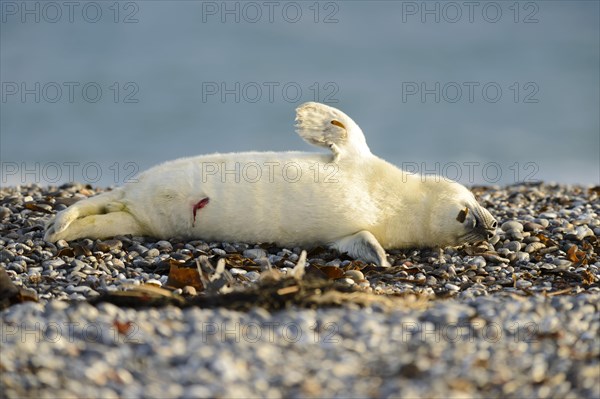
[
  {"left": 453, "top": 200, "right": 497, "bottom": 245},
  {"left": 431, "top": 182, "right": 498, "bottom": 247}
]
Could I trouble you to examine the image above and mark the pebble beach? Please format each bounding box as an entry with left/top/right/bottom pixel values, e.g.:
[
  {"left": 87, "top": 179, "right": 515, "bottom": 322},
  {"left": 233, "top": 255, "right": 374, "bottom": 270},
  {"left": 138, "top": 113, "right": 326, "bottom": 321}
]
[{"left": 1, "top": 182, "right": 599, "bottom": 398}]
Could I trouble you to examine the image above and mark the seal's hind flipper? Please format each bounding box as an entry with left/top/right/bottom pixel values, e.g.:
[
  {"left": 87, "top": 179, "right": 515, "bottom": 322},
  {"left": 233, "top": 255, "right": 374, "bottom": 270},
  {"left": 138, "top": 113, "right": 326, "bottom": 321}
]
[
  {"left": 295, "top": 102, "right": 371, "bottom": 161},
  {"left": 44, "top": 188, "right": 126, "bottom": 242},
  {"left": 46, "top": 212, "right": 143, "bottom": 242}
]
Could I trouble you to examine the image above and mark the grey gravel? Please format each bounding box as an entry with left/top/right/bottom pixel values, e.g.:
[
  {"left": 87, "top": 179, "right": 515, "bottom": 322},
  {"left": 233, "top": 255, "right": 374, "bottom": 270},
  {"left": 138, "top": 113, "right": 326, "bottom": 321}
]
[
  {"left": 1, "top": 294, "right": 598, "bottom": 398},
  {"left": 1, "top": 182, "right": 599, "bottom": 398}
]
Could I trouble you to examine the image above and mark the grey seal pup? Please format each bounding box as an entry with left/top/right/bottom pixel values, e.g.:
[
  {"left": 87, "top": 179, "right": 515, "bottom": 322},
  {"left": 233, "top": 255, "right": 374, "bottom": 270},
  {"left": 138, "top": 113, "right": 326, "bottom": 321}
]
[{"left": 45, "top": 102, "right": 497, "bottom": 266}]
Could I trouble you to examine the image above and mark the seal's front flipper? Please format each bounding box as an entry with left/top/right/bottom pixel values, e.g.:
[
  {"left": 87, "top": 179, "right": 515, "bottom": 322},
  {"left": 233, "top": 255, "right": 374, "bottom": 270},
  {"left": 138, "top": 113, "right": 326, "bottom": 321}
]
[
  {"left": 330, "top": 230, "right": 391, "bottom": 267},
  {"left": 295, "top": 102, "right": 371, "bottom": 162}
]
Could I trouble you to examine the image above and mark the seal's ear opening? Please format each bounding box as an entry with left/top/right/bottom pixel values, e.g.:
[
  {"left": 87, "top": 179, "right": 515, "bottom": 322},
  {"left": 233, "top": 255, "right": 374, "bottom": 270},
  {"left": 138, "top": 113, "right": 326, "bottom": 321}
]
[{"left": 456, "top": 207, "right": 469, "bottom": 223}]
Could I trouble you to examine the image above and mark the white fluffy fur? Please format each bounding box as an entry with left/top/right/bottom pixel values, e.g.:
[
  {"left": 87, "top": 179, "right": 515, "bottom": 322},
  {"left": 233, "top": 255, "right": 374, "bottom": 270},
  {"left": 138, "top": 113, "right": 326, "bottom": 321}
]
[{"left": 45, "top": 102, "right": 496, "bottom": 266}]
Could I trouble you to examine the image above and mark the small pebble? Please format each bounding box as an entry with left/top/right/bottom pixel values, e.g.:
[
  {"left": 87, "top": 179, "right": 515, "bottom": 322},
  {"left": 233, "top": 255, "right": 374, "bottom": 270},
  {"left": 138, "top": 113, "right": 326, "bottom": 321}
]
[
  {"left": 445, "top": 283, "right": 460, "bottom": 291},
  {"left": 501, "top": 221, "right": 524, "bottom": 232},
  {"left": 525, "top": 242, "right": 546, "bottom": 253},
  {"left": 155, "top": 241, "right": 173, "bottom": 251},
  {"left": 0, "top": 206, "right": 12, "bottom": 219},
  {"left": 245, "top": 271, "right": 260, "bottom": 282},
  {"left": 182, "top": 286, "right": 197, "bottom": 296},
  {"left": 243, "top": 248, "right": 267, "bottom": 259},
  {"left": 344, "top": 270, "right": 364, "bottom": 282}
]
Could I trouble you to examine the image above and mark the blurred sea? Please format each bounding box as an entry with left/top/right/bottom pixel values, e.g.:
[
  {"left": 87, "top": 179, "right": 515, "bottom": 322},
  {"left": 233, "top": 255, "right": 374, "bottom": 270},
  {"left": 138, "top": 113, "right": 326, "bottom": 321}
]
[{"left": 1, "top": 1, "right": 599, "bottom": 187}]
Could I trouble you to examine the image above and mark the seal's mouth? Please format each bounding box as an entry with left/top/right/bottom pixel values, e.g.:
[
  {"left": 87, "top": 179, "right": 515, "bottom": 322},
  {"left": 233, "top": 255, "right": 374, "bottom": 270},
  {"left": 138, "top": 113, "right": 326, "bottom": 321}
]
[
  {"left": 460, "top": 228, "right": 495, "bottom": 244},
  {"left": 459, "top": 204, "right": 497, "bottom": 243}
]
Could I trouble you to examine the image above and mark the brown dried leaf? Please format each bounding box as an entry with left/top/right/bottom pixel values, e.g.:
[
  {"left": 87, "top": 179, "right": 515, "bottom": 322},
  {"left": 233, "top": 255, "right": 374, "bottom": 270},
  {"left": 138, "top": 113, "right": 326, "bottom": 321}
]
[
  {"left": 536, "top": 233, "right": 557, "bottom": 247},
  {"left": 582, "top": 270, "right": 597, "bottom": 285},
  {"left": 0, "top": 268, "right": 38, "bottom": 310},
  {"left": 402, "top": 267, "right": 422, "bottom": 275},
  {"left": 225, "top": 254, "right": 258, "bottom": 269},
  {"left": 589, "top": 186, "right": 600, "bottom": 196},
  {"left": 24, "top": 202, "right": 53, "bottom": 214},
  {"left": 464, "top": 245, "right": 488, "bottom": 256},
  {"left": 93, "top": 286, "right": 184, "bottom": 307},
  {"left": 277, "top": 286, "right": 299, "bottom": 296},
  {"left": 166, "top": 261, "right": 203, "bottom": 290},
  {"left": 57, "top": 248, "right": 75, "bottom": 257},
  {"left": 304, "top": 265, "right": 329, "bottom": 280},
  {"left": 113, "top": 320, "right": 133, "bottom": 335},
  {"left": 317, "top": 266, "right": 345, "bottom": 279},
  {"left": 131, "top": 284, "right": 176, "bottom": 297},
  {"left": 53, "top": 197, "right": 82, "bottom": 207},
  {"left": 73, "top": 244, "right": 92, "bottom": 257},
  {"left": 567, "top": 245, "right": 587, "bottom": 264},
  {"left": 307, "top": 246, "right": 330, "bottom": 258},
  {"left": 16, "top": 289, "right": 38, "bottom": 303}
]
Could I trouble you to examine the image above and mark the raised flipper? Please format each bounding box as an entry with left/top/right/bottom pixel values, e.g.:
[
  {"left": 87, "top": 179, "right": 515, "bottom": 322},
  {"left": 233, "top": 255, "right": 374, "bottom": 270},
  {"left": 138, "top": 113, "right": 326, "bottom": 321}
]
[
  {"left": 330, "top": 230, "right": 391, "bottom": 267},
  {"left": 295, "top": 102, "right": 371, "bottom": 162}
]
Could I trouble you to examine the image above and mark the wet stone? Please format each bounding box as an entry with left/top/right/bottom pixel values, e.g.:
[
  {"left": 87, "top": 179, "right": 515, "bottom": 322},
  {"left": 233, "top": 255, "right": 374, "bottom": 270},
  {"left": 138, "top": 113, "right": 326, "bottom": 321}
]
[
  {"left": 243, "top": 248, "right": 267, "bottom": 259},
  {"left": 96, "top": 240, "right": 123, "bottom": 252},
  {"left": 502, "top": 221, "right": 524, "bottom": 232},
  {"left": 525, "top": 242, "right": 546, "bottom": 253},
  {"left": 229, "top": 268, "right": 247, "bottom": 275},
  {"left": 445, "top": 283, "right": 460, "bottom": 291},
  {"left": 344, "top": 270, "right": 364, "bottom": 282},
  {"left": 516, "top": 280, "right": 533, "bottom": 289},
  {"left": 155, "top": 241, "right": 173, "bottom": 251},
  {"left": 143, "top": 248, "right": 160, "bottom": 258},
  {"left": 245, "top": 271, "right": 260, "bottom": 282},
  {"left": 1, "top": 249, "right": 16, "bottom": 262},
  {"left": 524, "top": 222, "right": 545, "bottom": 232},
  {"left": 211, "top": 248, "right": 226, "bottom": 256},
  {"left": 222, "top": 243, "right": 238, "bottom": 253},
  {"left": 0, "top": 206, "right": 12, "bottom": 219},
  {"left": 70, "top": 259, "right": 87, "bottom": 272},
  {"left": 504, "top": 241, "right": 522, "bottom": 252},
  {"left": 7, "top": 262, "right": 25, "bottom": 273},
  {"left": 507, "top": 230, "right": 524, "bottom": 241},
  {"left": 146, "top": 279, "right": 162, "bottom": 287}
]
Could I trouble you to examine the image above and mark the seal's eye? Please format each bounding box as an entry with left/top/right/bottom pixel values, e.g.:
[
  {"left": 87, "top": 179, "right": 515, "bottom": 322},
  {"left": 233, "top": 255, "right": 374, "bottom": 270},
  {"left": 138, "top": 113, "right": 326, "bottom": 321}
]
[
  {"left": 331, "top": 120, "right": 345, "bottom": 129},
  {"left": 456, "top": 207, "right": 468, "bottom": 223}
]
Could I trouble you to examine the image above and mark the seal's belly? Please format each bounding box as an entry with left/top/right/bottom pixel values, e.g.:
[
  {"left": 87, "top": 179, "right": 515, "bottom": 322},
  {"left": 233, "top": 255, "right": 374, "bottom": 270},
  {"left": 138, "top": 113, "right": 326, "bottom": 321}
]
[{"left": 125, "top": 151, "right": 377, "bottom": 245}]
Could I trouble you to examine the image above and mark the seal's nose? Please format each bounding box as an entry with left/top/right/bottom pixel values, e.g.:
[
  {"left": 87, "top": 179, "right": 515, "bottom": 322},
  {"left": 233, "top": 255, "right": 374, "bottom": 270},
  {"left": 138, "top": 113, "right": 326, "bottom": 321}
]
[{"left": 486, "top": 219, "right": 498, "bottom": 240}]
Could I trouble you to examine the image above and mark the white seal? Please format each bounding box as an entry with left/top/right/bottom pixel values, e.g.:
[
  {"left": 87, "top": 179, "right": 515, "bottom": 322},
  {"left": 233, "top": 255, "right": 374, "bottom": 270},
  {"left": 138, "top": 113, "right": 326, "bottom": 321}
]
[{"left": 45, "top": 102, "right": 497, "bottom": 266}]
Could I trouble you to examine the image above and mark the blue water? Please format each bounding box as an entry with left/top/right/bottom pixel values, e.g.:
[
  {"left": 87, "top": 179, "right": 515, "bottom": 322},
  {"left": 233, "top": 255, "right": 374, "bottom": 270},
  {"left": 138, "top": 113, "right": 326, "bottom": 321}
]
[{"left": 1, "top": 1, "right": 599, "bottom": 187}]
